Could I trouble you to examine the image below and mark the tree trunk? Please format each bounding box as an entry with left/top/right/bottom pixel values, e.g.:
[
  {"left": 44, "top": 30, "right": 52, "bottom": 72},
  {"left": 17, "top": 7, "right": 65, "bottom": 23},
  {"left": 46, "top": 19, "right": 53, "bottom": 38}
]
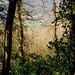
[
  {"left": 53, "top": 0, "right": 57, "bottom": 42},
  {"left": 70, "top": 23, "right": 75, "bottom": 75},
  {"left": 70, "top": 2, "right": 75, "bottom": 75},
  {"left": 2, "top": 0, "right": 17, "bottom": 75},
  {"left": 17, "top": 0, "right": 23, "bottom": 57}
]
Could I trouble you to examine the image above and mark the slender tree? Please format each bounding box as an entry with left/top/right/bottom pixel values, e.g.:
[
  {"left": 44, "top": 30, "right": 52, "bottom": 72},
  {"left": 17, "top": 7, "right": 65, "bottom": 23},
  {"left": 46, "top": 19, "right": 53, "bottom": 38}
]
[
  {"left": 2, "top": 0, "right": 17, "bottom": 75},
  {"left": 53, "top": 0, "right": 57, "bottom": 42},
  {"left": 17, "top": 0, "right": 24, "bottom": 57}
]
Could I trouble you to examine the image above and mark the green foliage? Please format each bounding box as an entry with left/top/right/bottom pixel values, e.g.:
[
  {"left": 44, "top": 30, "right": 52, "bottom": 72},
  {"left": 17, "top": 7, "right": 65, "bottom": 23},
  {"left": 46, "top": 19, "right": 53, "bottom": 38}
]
[
  {"left": 10, "top": 51, "right": 53, "bottom": 75},
  {"left": 58, "top": 0, "right": 75, "bottom": 23},
  {"left": 48, "top": 22, "right": 75, "bottom": 74},
  {"left": 48, "top": 40, "right": 73, "bottom": 74},
  {"left": 58, "top": 1, "right": 75, "bottom": 74}
]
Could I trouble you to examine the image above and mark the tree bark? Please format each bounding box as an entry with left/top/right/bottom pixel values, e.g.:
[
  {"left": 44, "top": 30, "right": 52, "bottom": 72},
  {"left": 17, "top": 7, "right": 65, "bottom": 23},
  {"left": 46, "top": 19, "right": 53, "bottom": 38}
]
[
  {"left": 70, "top": 23, "right": 75, "bottom": 75},
  {"left": 2, "top": 0, "right": 17, "bottom": 75},
  {"left": 53, "top": 0, "right": 57, "bottom": 42},
  {"left": 70, "top": 2, "right": 75, "bottom": 75},
  {"left": 17, "top": 0, "right": 24, "bottom": 57}
]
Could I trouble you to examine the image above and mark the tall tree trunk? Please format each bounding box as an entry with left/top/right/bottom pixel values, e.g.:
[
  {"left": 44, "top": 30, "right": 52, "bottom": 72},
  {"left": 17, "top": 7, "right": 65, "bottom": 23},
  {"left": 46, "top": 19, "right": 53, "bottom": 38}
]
[
  {"left": 2, "top": 0, "right": 17, "bottom": 75},
  {"left": 70, "top": 2, "right": 75, "bottom": 75},
  {"left": 70, "top": 23, "right": 75, "bottom": 75},
  {"left": 53, "top": 0, "right": 57, "bottom": 42},
  {"left": 17, "top": 0, "right": 23, "bottom": 57}
]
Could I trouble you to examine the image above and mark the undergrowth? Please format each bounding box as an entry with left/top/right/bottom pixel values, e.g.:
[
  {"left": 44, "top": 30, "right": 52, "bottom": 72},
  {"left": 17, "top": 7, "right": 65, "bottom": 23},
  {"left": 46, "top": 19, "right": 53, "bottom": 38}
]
[
  {"left": 9, "top": 23, "right": 75, "bottom": 75},
  {"left": 9, "top": 34, "right": 75, "bottom": 75}
]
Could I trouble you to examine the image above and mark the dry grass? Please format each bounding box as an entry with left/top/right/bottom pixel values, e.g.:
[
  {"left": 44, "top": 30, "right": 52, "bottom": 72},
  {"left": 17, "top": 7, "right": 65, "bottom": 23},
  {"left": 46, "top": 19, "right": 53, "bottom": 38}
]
[{"left": 22, "top": 24, "right": 64, "bottom": 57}]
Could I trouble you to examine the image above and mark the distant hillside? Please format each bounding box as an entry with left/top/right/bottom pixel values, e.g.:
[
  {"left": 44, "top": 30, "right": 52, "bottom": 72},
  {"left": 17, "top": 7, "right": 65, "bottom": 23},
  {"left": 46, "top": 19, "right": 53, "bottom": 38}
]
[
  {"left": 23, "top": 0, "right": 60, "bottom": 26},
  {"left": 0, "top": 0, "right": 60, "bottom": 26}
]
